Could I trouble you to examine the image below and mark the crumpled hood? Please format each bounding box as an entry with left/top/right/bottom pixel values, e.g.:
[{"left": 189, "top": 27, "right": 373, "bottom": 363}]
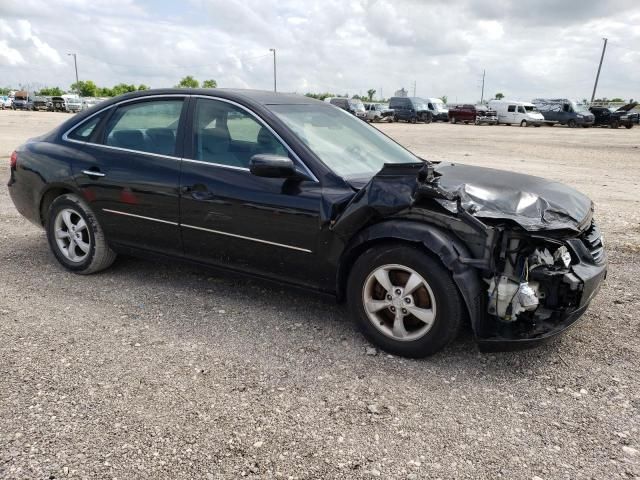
[
  {"left": 616, "top": 102, "right": 638, "bottom": 112},
  {"left": 341, "top": 162, "right": 593, "bottom": 234},
  {"left": 432, "top": 163, "right": 592, "bottom": 231}
]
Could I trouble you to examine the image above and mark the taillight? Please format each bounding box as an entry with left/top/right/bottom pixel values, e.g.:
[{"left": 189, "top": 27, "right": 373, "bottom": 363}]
[{"left": 10, "top": 151, "right": 17, "bottom": 169}]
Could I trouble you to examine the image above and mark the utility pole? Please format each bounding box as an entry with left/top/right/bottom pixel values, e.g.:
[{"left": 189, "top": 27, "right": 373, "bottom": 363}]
[
  {"left": 480, "top": 69, "right": 485, "bottom": 104},
  {"left": 269, "top": 48, "right": 277, "bottom": 92},
  {"left": 590, "top": 38, "right": 608, "bottom": 104},
  {"left": 67, "top": 53, "right": 79, "bottom": 92}
]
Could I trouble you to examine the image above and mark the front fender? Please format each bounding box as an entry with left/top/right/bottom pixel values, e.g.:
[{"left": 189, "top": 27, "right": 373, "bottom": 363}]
[{"left": 338, "top": 220, "right": 485, "bottom": 333}]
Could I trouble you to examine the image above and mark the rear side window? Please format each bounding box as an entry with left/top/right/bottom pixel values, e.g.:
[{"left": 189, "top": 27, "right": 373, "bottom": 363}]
[
  {"left": 67, "top": 112, "right": 107, "bottom": 141},
  {"left": 104, "top": 99, "right": 183, "bottom": 156}
]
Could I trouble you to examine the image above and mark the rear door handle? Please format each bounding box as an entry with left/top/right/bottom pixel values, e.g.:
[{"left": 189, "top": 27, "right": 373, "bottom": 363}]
[{"left": 82, "top": 169, "right": 106, "bottom": 178}]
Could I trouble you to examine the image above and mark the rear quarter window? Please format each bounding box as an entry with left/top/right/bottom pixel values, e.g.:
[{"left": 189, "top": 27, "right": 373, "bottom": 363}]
[{"left": 67, "top": 111, "right": 108, "bottom": 142}]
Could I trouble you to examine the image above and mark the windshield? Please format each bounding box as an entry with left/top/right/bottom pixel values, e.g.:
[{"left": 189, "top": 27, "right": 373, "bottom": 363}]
[
  {"left": 269, "top": 104, "right": 422, "bottom": 178},
  {"left": 524, "top": 105, "right": 538, "bottom": 112},
  {"left": 570, "top": 101, "right": 589, "bottom": 113},
  {"left": 412, "top": 99, "right": 428, "bottom": 110}
]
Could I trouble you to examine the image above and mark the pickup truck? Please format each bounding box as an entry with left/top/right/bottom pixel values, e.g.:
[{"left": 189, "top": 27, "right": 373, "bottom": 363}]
[{"left": 448, "top": 104, "right": 498, "bottom": 125}]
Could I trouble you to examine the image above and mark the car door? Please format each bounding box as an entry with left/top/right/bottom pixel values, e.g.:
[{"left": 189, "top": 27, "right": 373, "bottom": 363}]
[
  {"left": 179, "top": 97, "right": 323, "bottom": 288},
  {"left": 69, "top": 96, "right": 187, "bottom": 255}
]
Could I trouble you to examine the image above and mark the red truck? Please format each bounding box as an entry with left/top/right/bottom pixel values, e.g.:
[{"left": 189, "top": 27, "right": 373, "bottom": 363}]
[{"left": 449, "top": 104, "right": 498, "bottom": 125}]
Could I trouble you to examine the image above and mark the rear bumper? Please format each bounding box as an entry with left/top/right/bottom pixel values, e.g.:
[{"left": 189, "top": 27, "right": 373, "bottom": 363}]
[{"left": 477, "top": 258, "right": 607, "bottom": 352}]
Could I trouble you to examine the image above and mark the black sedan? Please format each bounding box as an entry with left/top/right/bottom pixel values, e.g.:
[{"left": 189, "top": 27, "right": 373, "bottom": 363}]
[{"left": 7, "top": 89, "right": 607, "bottom": 357}]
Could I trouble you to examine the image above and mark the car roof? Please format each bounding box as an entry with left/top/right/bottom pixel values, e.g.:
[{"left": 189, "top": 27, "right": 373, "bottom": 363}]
[{"left": 111, "top": 88, "right": 324, "bottom": 106}]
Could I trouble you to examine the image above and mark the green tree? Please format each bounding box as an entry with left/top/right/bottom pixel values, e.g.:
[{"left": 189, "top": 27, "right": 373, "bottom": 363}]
[
  {"left": 439, "top": 95, "right": 448, "bottom": 104},
  {"left": 176, "top": 76, "right": 199, "bottom": 88},
  {"left": 494, "top": 92, "right": 504, "bottom": 100},
  {"left": 137, "top": 84, "right": 150, "bottom": 91},
  {"left": 367, "top": 88, "right": 376, "bottom": 101},
  {"left": 610, "top": 97, "right": 624, "bottom": 102},
  {"left": 202, "top": 79, "right": 217, "bottom": 88},
  {"left": 111, "top": 83, "right": 137, "bottom": 96},
  {"left": 70, "top": 80, "right": 98, "bottom": 97},
  {"left": 37, "top": 86, "right": 64, "bottom": 96}
]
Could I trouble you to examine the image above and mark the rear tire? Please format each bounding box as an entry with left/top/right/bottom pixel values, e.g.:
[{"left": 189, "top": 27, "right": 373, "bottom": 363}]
[
  {"left": 625, "top": 124, "right": 633, "bottom": 129},
  {"left": 347, "top": 244, "right": 462, "bottom": 358},
  {"left": 567, "top": 119, "right": 577, "bottom": 128},
  {"left": 610, "top": 120, "right": 620, "bottom": 129},
  {"left": 449, "top": 117, "right": 456, "bottom": 124},
  {"left": 410, "top": 116, "right": 417, "bottom": 124},
  {"left": 46, "top": 194, "right": 116, "bottom": 274}
]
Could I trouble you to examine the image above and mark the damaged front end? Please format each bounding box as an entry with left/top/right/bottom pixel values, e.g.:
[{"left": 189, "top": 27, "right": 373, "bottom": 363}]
[{"left": 332, "top": 161, "right": 607, "bottom": 350}]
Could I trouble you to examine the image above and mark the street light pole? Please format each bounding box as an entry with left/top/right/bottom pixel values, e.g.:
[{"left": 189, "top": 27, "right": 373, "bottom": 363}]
[
  {"left": 67, "top": 53, "right": 79, "bottom": 92},
  {"left": 269, "top": 48, "right": 277, "bottom": 92},
  {"left": 590, "top": 38, "right": 608, "bottom": 104}
]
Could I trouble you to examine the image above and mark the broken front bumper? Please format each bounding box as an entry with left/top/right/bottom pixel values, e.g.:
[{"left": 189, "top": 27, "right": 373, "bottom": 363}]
[{"left": 477, "top": 254, "right": 607, "bottom": 352}]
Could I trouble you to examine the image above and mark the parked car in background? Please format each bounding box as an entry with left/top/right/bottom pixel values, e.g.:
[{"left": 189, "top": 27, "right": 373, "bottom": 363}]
[
  {"left": 7, "top": 88, "right": 606, "bottom": 357},
  {"left": 589, "top": 102, "right": 637, "bottom": 129},
  {"left": 51, "top": 97, "right": 68, "bottom": 112},
  {"left": 388, "top": 97, "right": 433, "bottom": 124},
  {"left": 62, "top": 95, "right": 83, "bottom": 113},
  {"left": 33, "top": 96, "right": 52, "bottom": 111},
  {"left": 489, "top": 100, "right": 544, "bottom": 127},
  {"left": 425, "top": 97, "right": 449, "bottom": 122},
  {"left": 329, "top": 97, "right": 367, "bottom": 119},
  {"left": 448, "top": 104, "right": 497, "bottom": 125},
  {"left": 12, "top": 91, "right": 34, "bottom": 110},
  {"left": 364, "top": 103, "right": 393, "bottom": 122},
  {"left": 532, "top": 99, "right": 595, "bottom": 128},
  {"left": 0, "top": 95, "right": 12, "bottom": 109}
]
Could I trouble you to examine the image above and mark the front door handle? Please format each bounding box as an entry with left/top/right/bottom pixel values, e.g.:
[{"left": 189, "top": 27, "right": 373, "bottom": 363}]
[{"left": 82, "top": 169, "right": 106, "bottom": 178}]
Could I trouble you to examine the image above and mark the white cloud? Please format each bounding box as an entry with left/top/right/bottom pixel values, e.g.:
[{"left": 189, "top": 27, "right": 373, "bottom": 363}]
[{"left": 0, "top": 0, "right": 637, "bottom": 102}]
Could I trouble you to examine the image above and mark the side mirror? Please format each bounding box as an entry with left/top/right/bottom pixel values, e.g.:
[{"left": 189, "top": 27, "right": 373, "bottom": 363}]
[{"left": 249, "top": 154, "right": 298, "bottom": 179}]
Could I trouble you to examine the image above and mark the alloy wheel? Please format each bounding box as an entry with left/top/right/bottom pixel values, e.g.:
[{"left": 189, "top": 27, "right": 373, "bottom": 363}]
[
  {"left": 53, "top": 208, "right": 91, "bottom": 263},
  {"left": 362, "top": 264, "right": 437, "bottom": 342}
]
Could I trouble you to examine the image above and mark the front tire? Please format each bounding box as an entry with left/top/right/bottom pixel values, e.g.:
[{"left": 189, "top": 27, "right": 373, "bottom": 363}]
[
  {"left": 520, "top": 120, "right": 528, "bottom": 127},
  {"left": 46, "top": 194, "right": 117, "bottom": 274},
  {"left": 567, "top": 119, "right": 577, "bottom": 128},
  {"left": 347, "top": 244, "right": 462, "bottom": 358}
]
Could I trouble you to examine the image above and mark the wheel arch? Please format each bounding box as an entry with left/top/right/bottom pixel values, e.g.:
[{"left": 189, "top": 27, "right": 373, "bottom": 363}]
[
  {"left": 336, "top": 220, "right": 484, "bottom": 330},
  {"left": 39, "top": 184, "right": 80, "bottom": 226}
]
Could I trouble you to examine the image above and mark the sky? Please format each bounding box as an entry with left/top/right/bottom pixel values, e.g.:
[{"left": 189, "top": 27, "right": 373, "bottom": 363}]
[{"left": 0, "top": 0, "right": 638, "bottom": 102}]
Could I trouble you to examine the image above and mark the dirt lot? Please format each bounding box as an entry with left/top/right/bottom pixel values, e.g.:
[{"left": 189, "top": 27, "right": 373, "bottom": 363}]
[{"left": 1, "top": 110, "right": 639, "bottom": 479}]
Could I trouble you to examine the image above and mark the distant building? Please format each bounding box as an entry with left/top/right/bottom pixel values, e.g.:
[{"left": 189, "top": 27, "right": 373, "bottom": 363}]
[{"left": 394, "top": 88, "right": 408, "bottom": 97}]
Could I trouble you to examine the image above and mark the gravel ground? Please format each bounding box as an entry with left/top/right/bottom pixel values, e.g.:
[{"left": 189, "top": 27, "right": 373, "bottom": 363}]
[{"left": 1, "top": 110, "right": 639, "bottom": 479}]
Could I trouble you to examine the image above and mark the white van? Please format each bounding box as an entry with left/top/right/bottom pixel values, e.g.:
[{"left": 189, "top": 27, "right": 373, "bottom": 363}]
[
  {"left": 488, "top": 100, "right": 544, "bottom": 127},
  {"left": 425, "top": 97, "right": 449, "bottom": 122}
]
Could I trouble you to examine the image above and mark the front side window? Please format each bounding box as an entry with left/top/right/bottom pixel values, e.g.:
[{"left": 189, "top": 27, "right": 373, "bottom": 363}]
[
  {"left": 507, "top": 105, "right": 516, "bottom": 112},
  {"left": 518, "top": 106, "right": 526, "bottom": 113},
  {"left": 104, "top": 99, "right": 183, "bottom": 156},
  {"left": 192, "top": 99, "right": 288, "bottom": 168},
  {"left": 270, "top": 103, "right": 421, "bottom": 178}
]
